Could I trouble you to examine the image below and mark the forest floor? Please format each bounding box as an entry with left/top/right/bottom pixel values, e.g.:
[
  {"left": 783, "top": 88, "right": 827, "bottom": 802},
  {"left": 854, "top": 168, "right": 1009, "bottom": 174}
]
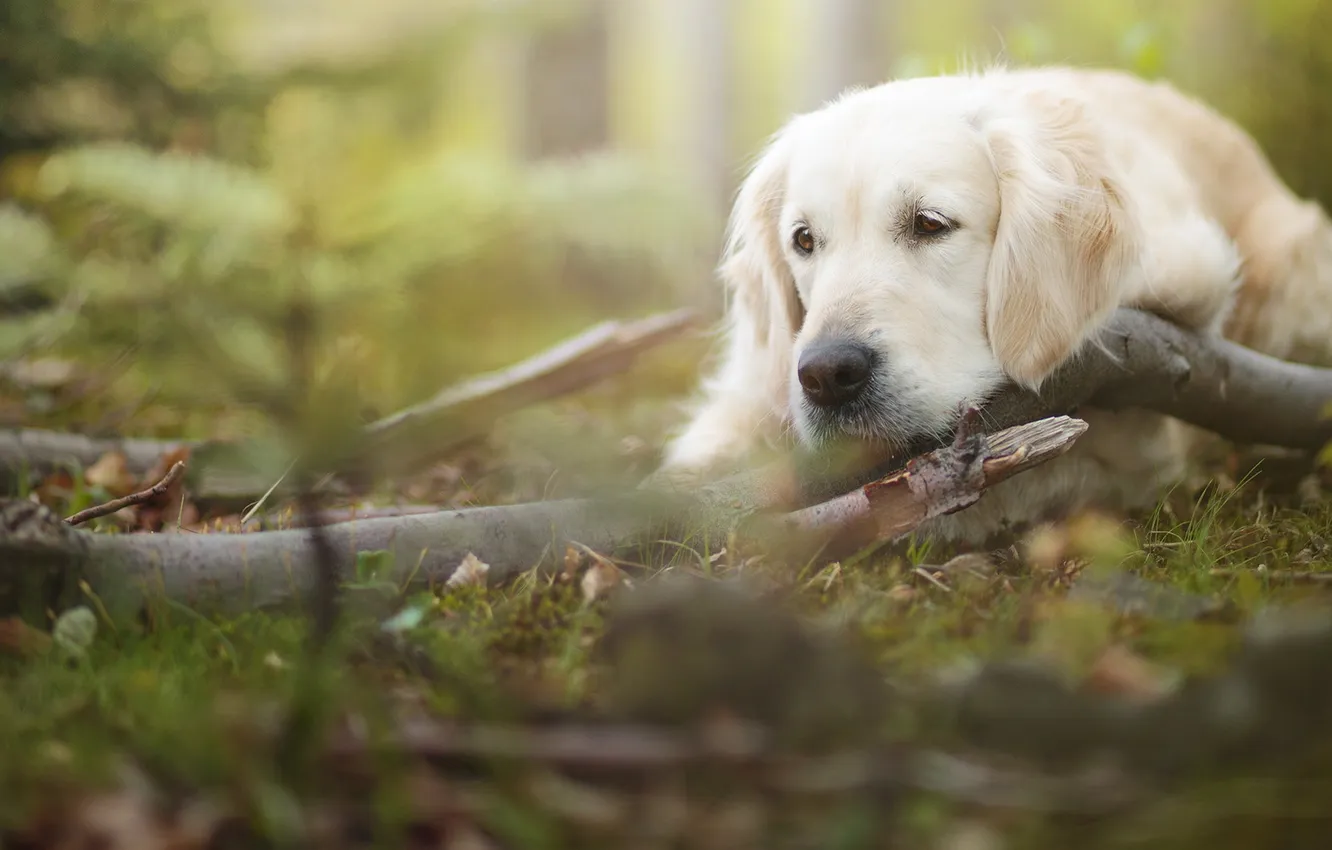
[{"left": 3, "top": 327, "right": 1332, "bottom": 850}]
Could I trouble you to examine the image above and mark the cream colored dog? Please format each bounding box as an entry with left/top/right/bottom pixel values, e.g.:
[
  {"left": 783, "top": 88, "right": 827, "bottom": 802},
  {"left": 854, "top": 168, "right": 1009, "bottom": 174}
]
[{"left": 658, "top": 65, "right": 1332, "bottom": 544}]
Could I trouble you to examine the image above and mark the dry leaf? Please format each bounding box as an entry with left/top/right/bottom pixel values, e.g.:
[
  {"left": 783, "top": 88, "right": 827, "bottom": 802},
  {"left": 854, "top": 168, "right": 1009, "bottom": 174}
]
[
  {"left": 17, "top": 789, "right": 172, "bottom": 850},
  {"left": 886, "top": 584, "right": 918, "bottom": 604},
  {"left": 135, "top": 446, "right": 196, "bottom": 531},
  {"left": 0, "top": 617, "right": 53, "bottom": 657},
  {"left": 447, "top": 552, "right": 490, "bottom": 588},
  {"left": 34, "top": 468, "right": 76, "bottom": 507},
  {"left": 1, "top": 357, "right": 80, "bottom": 390},
  {"left": 581, "top": 556, "right": 623, "bottom": 604},
  {"left": 1024, "top": 523, "right": 1068, "bottom": 573},
  {"left": 562, "top": 544, "right": 584, "bottom": 580},
  {"left": 1083, "top": 644, "right": 1174, "bottom": 701},
  {"left": 85, "top": 451, "right": 135, "bottom": 495}
]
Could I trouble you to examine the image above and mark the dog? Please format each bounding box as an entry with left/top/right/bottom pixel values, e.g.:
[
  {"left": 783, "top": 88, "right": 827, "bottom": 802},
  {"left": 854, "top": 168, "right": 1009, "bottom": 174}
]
[{"left": 656, "top": 65, "right": 1332, "bottom": 544}]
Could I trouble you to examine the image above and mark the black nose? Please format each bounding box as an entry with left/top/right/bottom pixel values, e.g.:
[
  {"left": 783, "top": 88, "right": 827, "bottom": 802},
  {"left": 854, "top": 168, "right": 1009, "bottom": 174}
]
[{"left": 797, "top": 340, "right": 874, "bottom": 408}]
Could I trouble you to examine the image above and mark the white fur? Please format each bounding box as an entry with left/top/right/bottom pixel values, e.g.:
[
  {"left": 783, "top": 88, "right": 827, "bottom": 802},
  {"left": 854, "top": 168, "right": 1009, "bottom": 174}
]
[{"left": 658, "top": 66, "right": 1332, "bottom": 544}]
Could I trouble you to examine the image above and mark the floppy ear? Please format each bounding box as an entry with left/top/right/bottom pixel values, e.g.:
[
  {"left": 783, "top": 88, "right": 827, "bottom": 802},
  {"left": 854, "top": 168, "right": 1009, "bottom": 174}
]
[
  {"left": 719, "top": 133, "right": 805, "bottom": 349},
  {"left": 656, "top": 132, "right": 804, "bottom": 475},
  {"left": 982, "top": 91, "right": 1142, "bottom": 387}
]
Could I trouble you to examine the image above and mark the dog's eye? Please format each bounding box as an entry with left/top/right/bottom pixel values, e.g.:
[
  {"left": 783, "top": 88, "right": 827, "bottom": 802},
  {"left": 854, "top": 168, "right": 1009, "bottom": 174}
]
[
  {"left": 792, "top": 225, "right": 815, "bottom": 255},
  {"left": 913, "top": 211, "right": 952, "bottom": 237}
]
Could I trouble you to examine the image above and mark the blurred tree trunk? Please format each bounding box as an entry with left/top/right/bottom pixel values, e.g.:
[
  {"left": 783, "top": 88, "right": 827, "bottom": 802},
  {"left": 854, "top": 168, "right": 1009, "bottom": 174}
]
[
  {"left": 801, "top": 0, "right": 894, "bottom": 110},
  {"left": 519, "top": 0, "right": 611, "bottom": 159},
  {"left": 683, "top": 0, "right": 737, "bottom": 212}
]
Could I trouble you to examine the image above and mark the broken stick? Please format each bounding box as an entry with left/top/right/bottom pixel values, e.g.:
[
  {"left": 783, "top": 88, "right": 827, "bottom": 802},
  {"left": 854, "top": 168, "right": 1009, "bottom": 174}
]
[
  {"left": 364, "top": 307, "right": 699, "bottom": 474},
  {"left": 782, "top": 307, "right": 1332, "bottom": 505},
  {"left": 0, "top": 308, "right": 700, "bottom": 498},
  {"left": 776, "top": 414, "right": 1088, "bottom": 550},
  {"left": 63, "top": 461, "right": 186, "bottom": 527}
]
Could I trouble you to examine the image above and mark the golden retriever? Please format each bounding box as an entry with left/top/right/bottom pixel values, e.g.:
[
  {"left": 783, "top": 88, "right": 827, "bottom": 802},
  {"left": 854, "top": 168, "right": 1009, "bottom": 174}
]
[{"left": 657, "top": 65, "right": 1332, "bottom": 543}]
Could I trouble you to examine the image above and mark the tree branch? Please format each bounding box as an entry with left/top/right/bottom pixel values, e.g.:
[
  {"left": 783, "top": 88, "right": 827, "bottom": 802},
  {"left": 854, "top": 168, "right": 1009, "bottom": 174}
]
[
  {"left": 0, "top": 429, "right": 194, "bottom": 491},
  {"left": 63, "top": 460, "right": 186, "bottom": 526},
  {"left": 2, "top": 308, "right": 1330, "bottom": 622},
  {"left": 763, "top": 415, "right": 1088, "bottom": 555},
  {"left": 0, "top": 308, "right": 700, "bottom": 497},
  {"left": 781, "top": 307, "right": 1332, "bottom": 505},
  {"left": 0, "top": 417, "right": 1082, "bottom": 623},
  {"left": 360, "top": 307, "right": 699, "bottom": 478}
]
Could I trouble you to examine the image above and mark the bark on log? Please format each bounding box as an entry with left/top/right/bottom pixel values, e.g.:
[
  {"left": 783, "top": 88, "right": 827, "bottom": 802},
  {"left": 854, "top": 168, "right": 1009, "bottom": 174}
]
[
  {"left": 362, "top": 307, "right": 699, "bottom": 478},
  {"left": 0, "top": 309, "right": 700, "bottom": 497},
  {"left": 783, "top": 307, "right": 1332, "bottom": 504},
  {"left": 2, "top": 307, "right": 1331, "bottom": 622},
  {"left": 0, "top": 417, "right": 1084, "bottom": 623}
]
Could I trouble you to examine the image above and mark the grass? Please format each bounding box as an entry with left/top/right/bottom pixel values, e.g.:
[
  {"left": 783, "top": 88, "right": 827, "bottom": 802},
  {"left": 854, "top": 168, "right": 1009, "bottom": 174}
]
[{"left": 4, "top": 334, "right": 1332, "bottom": 848}]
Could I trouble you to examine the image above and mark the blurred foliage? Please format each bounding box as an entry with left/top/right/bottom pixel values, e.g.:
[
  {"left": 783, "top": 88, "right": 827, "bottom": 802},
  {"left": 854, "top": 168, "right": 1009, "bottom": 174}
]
[
  {"left": 0, "top": 0, "right": 707, "bottom": 455},
  {"left": 4, "top": 0, "right": 1330, "bottom": 451}
]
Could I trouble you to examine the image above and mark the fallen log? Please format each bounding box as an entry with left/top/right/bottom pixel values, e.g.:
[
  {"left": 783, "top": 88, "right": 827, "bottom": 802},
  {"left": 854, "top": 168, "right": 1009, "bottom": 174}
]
[
  {"left": 0, "top": 429, "right": 192, "bottom": 490},
  {"left": 2, "top": 307, "right": 1331, "bottom": 622},
  {"left": 0, "top": 416, "right": 1084, "bottom": 624},
  {"left": 362, "top": 307, "right": 700, "bottom": 478},
  {"left": 0, "top": 308, "right": 700, "bottom": 498},
  {"left": 775, "top": 307, "right": 1332, "bottom": 505}
]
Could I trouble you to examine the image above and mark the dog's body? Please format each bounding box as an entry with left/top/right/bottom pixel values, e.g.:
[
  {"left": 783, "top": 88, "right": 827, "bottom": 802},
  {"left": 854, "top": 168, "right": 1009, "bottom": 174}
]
[{"left": 657, "top": 66, "right": 1332, "bottom": 543}]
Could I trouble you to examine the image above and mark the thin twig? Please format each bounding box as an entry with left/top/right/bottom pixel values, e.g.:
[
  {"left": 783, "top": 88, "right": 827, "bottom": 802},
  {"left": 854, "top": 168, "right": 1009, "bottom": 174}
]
[
  {"left": 914, "top": 566, "right": 953, "bottom": 593},
  {"left": 63, "top": 461, "right": 186, "bottom": 526}
]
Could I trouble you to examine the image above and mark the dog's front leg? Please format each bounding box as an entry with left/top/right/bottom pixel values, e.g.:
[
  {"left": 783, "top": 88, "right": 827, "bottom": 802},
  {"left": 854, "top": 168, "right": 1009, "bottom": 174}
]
[{"left": 657, "top": 311, "right": 794, "bottom": 482}]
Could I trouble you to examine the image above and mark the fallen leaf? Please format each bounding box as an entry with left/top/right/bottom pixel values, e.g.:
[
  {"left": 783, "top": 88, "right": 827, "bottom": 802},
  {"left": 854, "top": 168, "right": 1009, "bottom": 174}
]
[
  {"left": 562, "top": 544, "right": 583, "bottom": 580},
  {"left": 0, "top": 617, "right": 53, "bottom": 657},
  {"left": 135, "top": 446, "right": 196, "bottom": 531},
  {"left": 34, "top": 468, "right": 76, "bottom": 507},
  {"left": 886, "top": 584, "right": 918, "bottom": 604},
  {"left": 1083, "top": 643, "right": 1175, "bottom": 701},
  {"left": 1, "top": 357, "right": 80, "bottom": 391},
  {"left": 1023, "top": 523, "right": 1068, "bottom": 573},
  {"left": 581, "top": 556, "right": 623, "bottom": 604},
  {"left": 61, "top": 791, "right": 171, "bottom": 850},
  {"left": 85, "top": 451, "right": 135, "bottom": 495},
  {"left": 447, "top": 552, "right": 490, "bottom": 588}
]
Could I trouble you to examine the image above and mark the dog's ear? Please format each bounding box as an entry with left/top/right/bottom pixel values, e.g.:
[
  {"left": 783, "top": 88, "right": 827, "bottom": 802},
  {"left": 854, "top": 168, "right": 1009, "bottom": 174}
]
[
  {"left": 720, "top": 133, "right": 805, "bottom": 350},
  {"left": 982, "top": 91, "right": 1141, "bottom": 387},
  {"left": 655, "top": 132, "right": 804, "bottom": 476}
]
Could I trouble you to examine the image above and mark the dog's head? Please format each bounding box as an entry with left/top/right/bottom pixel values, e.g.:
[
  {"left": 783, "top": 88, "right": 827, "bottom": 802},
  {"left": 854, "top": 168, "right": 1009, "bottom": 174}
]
[{"left": 723, "top": 73, "right": 1142, "bottom": 454}]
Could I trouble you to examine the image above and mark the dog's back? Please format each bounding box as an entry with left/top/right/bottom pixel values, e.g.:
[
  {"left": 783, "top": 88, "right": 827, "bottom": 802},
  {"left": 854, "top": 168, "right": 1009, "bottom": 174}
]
[{"left": 990, "top": 66, "right": 1332, "bottom": 364}]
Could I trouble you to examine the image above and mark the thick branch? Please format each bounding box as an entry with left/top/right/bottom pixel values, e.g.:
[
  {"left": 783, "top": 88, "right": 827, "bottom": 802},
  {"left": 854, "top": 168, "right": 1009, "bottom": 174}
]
[
  {"left": 783, "top": 307, "right": 1332, "bottom": 504},
  {"left": 0, "top": 429, "right": 194, "bottom": 490},
  {"left": 0, "top": 417, "right": 1081, "bottom": 623},
  {"left": 0, "top": 309, "right": 699, "bottom": 496},
  {"left": 998, "top": 307, "right": 1332, "bottom": 451},
  {"left": 3, "top": 308, "right": 1329, "bottom": 620},
  {"left": 361, "top": 308, "right": 699, "bottom": 477}
]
